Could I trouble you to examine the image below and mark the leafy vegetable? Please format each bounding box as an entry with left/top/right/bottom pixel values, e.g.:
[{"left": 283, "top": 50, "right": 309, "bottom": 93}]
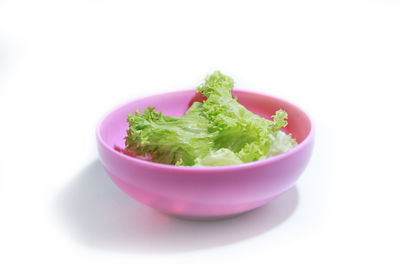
[
  {"left": 125, "top": 103, "right": 214, "bottom": 166},
  {"left": 125, "top": 71, "right": 297, "bottom": 166}
]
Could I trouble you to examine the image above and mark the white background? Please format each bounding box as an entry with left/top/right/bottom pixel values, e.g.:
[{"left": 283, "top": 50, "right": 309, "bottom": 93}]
[{"left": 1, "top": 0, "right": 399, "bottom": 266}]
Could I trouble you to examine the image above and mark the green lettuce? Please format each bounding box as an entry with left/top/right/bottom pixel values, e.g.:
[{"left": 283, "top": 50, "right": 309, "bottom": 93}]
[{"left": 125, "top": 71, "right": 297, "bottom": 166}]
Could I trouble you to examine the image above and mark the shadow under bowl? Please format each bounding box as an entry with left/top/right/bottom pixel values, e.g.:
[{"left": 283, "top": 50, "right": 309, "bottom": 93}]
[{"left": 96, "top": 89, "right": 314, "bottom": 219}]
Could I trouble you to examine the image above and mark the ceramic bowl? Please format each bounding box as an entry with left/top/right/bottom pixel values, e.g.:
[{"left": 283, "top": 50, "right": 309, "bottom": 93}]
[{"left": 96, "top": 89, "right": 314, "bottom": 219}]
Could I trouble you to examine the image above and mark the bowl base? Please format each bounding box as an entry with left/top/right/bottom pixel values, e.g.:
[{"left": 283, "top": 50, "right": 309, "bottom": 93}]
[
  {"left": 164, "top": 203, "right": 269, "bottom": 221},
  {"left": 169, "top": 211, "right": 251, "bottom": 221}
]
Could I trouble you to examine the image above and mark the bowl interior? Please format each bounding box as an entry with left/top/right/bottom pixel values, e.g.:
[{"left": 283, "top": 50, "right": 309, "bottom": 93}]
[{"left": 98, "top": 89, "right": 312, "bottom": 151}]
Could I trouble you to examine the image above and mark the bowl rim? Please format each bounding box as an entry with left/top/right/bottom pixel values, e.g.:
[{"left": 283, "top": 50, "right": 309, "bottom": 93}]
[{"left": 96, "top": 88, "right": 314, "bottom": 173}]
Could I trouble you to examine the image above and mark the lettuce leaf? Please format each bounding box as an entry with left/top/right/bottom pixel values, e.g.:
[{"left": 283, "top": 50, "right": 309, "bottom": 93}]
[
  {"left": 125, "top": 71, "right": 297, "bottom": 166},
  {"left": 125, "top": 103, "right": 215, "bottom": 166},
  {"left": 194, "top": 148, "right": 243, "bottom": 167}
]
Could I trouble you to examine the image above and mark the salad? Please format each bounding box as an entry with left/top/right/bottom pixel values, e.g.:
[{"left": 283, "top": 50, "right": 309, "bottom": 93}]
[{"left": 124, "top": 71, "right": 297, "bottom": 167}]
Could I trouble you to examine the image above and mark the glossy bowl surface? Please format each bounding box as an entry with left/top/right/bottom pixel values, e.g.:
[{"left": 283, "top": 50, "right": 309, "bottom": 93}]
[{"left": 97, "top": 89, "right": 314, "bottom": 219}]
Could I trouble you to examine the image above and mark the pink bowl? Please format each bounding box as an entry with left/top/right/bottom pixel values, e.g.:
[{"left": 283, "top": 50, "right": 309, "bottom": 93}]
[{"left": 96, "top": 89, "right": 314, "bottom": 219}]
